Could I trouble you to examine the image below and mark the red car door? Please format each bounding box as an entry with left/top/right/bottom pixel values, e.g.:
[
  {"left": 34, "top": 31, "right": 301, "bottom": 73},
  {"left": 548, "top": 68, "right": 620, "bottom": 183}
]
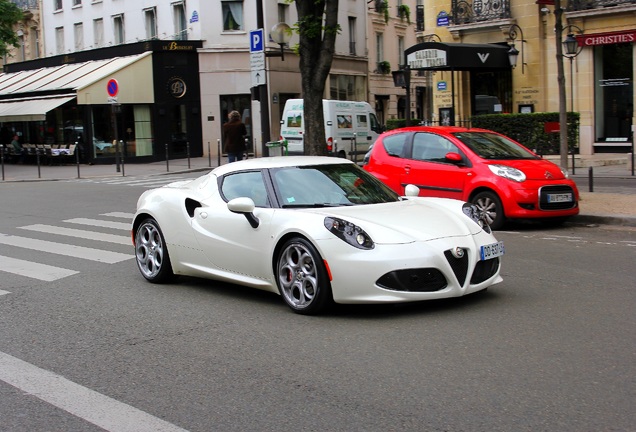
[{"left": 400, "top": 132, "right": 470, "bottom": 199}]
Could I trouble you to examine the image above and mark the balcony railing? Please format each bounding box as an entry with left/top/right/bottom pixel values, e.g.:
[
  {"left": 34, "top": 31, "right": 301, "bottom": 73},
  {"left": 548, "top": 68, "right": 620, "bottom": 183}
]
[
  {"left": 10, "top": 0, "right": 39, "bottom": 10},
  {"left": 451, "top": 0, "right": 511, "bottom": 25},
  {"left": 567, "top": 0, "right": 634, "bottom": 11}
]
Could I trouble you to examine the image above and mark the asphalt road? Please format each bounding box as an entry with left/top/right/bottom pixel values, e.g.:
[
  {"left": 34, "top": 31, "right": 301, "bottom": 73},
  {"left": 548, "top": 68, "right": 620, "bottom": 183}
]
[{"left": 1, "top": 178, "right": 635, "bottom": 432}]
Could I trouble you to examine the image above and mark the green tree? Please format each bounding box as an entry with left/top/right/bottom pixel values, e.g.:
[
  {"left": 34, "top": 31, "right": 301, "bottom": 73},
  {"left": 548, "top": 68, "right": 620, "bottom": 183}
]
[
  {"left": 293, "top": 0, "right": 339, "bottom": 156},
  {"left": 0, "top": 0, "right": 23, "bottom": 58}
]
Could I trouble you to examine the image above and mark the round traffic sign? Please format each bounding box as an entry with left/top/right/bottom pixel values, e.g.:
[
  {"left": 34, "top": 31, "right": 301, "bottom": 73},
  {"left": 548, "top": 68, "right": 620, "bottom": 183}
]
[{"left": 107, "top": 79, "right": 119, "bottom": 97}]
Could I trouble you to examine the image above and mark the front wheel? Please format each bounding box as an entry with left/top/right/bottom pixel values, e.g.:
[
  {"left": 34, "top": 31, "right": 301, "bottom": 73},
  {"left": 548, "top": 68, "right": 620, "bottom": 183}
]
[
  {"left": 276, "top": 238, "right": 333, "bottom": 315},
  {"left": 471, "top": 191, "right": 505, "bottom": 230},
  {"left": 134, "top": 218, "right": 174, "bottom": 283}
]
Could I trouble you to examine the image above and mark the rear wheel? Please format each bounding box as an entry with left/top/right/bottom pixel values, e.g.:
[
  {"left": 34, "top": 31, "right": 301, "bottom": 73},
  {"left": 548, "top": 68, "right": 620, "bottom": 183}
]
[
  {"left": 134, "top": 218, "right": 173, "bottom": 283},
  {"left": 471, "top": 191, "right": 505, "bottom": 230},
  {"left": 276, "top": 237, "right": 333, "bottom": 315}
]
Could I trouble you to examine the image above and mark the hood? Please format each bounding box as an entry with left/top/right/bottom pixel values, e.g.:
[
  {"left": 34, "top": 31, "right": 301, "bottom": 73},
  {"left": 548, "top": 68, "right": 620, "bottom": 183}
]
[
  {"left": 490, "top": 159, "right": 567, "bottom": 181},
  {"left": 303, "top": 198, "right": 480, "bottom": 244}
]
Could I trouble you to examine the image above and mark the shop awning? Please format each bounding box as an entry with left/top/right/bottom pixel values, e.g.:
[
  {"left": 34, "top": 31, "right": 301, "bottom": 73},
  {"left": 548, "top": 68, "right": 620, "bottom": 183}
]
[
  {"left": 0, "top": 95, "right": 76, "bottom": 122},
  {"left": 405, "top": 42, "right": 511, "bottom": 71}
]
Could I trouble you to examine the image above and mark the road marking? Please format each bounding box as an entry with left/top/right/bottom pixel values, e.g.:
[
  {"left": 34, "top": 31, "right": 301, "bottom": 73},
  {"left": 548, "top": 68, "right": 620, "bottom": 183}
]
[
  {"left": 0, "top": 255, "right": 79, "bottom": 281},
  {"left": 0, "top": 234, "right": 131, "bottom": 263},
  {"left": 19, "top": 224, "right": 131, "bottom": 245},
  {"left": 101, "top": 212, "right": 135, "bottom": 219},
  {"left": 0, "top": 289, "right": 11, "bottom": 295},
  {"left": 0, "top": 351, "right": 190, "bottom": 432},
  {"left": 64, "top": 218, "right": 130, "bottom": 230}
]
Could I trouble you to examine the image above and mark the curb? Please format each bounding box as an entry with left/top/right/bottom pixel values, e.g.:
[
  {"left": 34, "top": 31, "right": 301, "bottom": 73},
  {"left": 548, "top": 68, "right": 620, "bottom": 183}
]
[{"left": 569, "top": 214, "right": 636, "bottom": 228}]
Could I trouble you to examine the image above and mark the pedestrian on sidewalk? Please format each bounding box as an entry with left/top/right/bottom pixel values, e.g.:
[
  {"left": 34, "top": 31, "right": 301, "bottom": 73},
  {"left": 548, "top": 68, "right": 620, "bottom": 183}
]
[
  {"left": 11, "top": 134, "right": 24, "bottom": 164},
  {"left": 222, "top": 110, "right": 247, "bottom": 163}
]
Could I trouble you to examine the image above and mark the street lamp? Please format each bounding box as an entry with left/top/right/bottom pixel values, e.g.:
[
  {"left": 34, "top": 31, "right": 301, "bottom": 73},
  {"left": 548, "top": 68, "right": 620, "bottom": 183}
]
[
  {"left": 269, "top": 22, "right": 292, "bottom": 60},
  {"left": 391, "top": 65, "right": 411, "bottom": 126},
  {"left": 562, "top": 26, "right": 583, "bottom": 113}
]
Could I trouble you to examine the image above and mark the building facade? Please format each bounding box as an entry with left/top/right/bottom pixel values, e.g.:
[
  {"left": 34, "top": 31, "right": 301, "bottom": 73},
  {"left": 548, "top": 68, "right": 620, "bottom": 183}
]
[{"left": 415, "top": 0, "right": 634, "bottom": 155}]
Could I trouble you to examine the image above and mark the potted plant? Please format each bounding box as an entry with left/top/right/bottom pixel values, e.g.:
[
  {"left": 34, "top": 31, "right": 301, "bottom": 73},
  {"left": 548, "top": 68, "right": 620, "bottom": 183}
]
[
  {"left": 378, "top": 60, "right": 391, "bottom": 74},
  {"left": 398, "top": 4, "right": 411, "bottom": 24},
  {"left": 375, "top": 0, "right": 390, "bottom": 23}
]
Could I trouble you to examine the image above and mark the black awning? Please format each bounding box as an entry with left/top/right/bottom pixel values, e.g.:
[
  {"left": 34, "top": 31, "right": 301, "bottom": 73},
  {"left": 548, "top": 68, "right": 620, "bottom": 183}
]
[{"left": 405, "top": 42, "right": 511, "bottom": 71}]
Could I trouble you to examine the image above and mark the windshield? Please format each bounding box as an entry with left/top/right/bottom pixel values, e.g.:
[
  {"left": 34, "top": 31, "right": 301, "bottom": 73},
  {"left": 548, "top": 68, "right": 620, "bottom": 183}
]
[
  {"left": 272, "top": 163, "right": 400, "bottom": 207},
  {"left": 452, "top": 132, "right": 538, "bottom": 160}
]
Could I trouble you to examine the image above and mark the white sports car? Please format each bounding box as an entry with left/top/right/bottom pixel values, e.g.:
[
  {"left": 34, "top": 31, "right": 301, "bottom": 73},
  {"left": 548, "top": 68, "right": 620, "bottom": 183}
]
[{"left": 132, "top": 156, "right": 504, "bottom": 314}]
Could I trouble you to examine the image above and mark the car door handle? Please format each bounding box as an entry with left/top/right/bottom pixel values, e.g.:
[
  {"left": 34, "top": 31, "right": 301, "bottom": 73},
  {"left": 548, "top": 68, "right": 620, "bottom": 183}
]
[{"left": 404, "top": 164, "right": 411, "bottom": 174}]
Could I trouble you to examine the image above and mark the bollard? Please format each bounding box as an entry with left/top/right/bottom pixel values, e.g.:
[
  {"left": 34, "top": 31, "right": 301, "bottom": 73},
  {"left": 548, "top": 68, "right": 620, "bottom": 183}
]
[
  {"left": 1, "top": 145, "right": 5, "bottom": 181},
  {"left": 115, "top": 140, "right": 121, "bottom": 173},
  {"left": 36, "top": 148, "right": 41, "bottom": 179},
  {"left": 588, "top": 166, "right": 594, "bottom": 193},
  {"left": 217, "top": 139, "right": 221, "bottom": 166},
  {"left": 120, "top": 140, "right": 125, "bottom": 177},
  {"left": 208, "top": 141, "right": 212, "bottom": 167},
  {"left": 571, "top": 151, "right": 576, "bottom": 175},
  {"left": 75, "top": 141, "right": 80, "bottom": 178},
  {"left": 165, "top": 143, "right": 170, "bottom": 172},
  {"left": 187, "top": 141, "right": 191, "bottom": 169}
]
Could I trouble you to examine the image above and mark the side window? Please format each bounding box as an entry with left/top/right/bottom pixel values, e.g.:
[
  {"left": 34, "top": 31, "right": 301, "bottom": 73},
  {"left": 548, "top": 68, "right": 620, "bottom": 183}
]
[
  {"left": 337, "top": 114, "right": 352, "bottom": 129},
  {"left": 356, "top": 114, "right": 368, "bottom": 128},
  {"left": 412, "top": 133, "right": 458, "bottom": 163},
  {"left": 381, "top": 133, "right": 408, "bottom": 157},
  {"left": 221, "top": 171, "right": 269, "bottom": 207}
]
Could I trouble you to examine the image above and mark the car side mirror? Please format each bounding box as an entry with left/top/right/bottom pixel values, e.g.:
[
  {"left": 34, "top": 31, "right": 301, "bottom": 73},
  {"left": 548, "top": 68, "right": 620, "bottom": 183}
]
[
  {"left": 228, "top": 197, "right": 259, "bottom": 228},
  {"left": 445, "top": 152, "right": 464, "bottom": 164},
  {"left": 404, "top": 184, "right": 420, "bottom": 197}
]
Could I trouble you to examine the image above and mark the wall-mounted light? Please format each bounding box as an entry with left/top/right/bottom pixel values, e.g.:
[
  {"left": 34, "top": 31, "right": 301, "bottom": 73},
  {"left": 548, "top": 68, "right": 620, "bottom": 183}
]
[{"left": 507, "top": 24, "right": 526, "bottom": 74}]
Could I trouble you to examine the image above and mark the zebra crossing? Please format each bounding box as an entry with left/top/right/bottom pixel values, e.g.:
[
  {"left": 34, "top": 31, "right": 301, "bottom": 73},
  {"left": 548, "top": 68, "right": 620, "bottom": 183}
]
[
  {"left": 0, "top": 211, "right": 135, "bottom": 290},
  {"left": 68, "top": 174, "right": 197, "bottom": 189}
]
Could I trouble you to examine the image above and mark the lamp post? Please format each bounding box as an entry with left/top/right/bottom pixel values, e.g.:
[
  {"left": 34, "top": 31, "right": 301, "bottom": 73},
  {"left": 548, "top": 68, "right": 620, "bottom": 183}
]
[
  {"left": 255, "top": 1, "right": 291, "bottom": 157},
  {"left": 562, "top": 26, "right": 583, "bottom": 113}
]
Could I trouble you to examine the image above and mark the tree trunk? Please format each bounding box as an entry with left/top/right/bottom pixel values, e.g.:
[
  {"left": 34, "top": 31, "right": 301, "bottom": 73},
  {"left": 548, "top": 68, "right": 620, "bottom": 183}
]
[{"left": 295, "top": 0, "right": 339, "bottom": 156}]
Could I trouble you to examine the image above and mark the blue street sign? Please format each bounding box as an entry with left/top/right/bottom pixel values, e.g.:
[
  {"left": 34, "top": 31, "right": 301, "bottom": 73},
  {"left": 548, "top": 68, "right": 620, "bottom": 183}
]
[{"left": 250, "top": 29, "right": 264, "bottom": 53}]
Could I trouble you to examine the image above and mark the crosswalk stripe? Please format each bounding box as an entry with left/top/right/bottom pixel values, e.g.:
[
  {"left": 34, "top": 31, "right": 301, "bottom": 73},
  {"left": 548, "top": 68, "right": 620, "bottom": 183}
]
[
  {"left": 0, "top": 255, "right": 79, "bottom": 281},
  {"left": 19, "top": 224, "right": 131, "bottom": 245},
  {"left": 101, "top": 212, "right": 135, "bottom": 219},
  {"left": 0, "top": 289, "right": 12, "bottom": 295},
  {"left": 0, "top": 234, "right": 131, "bottom": 263},
  {"left": 64, "top": 218, "right": 130, "bottom": 230}
]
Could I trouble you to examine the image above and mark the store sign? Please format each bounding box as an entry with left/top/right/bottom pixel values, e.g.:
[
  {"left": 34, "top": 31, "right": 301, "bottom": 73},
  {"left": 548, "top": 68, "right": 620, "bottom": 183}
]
[
  {"left": 580, "top": 30, "right": 636, "bottom": 46},
  {"left": 407, "top": 49, "right": 447, "bottom": 69}
]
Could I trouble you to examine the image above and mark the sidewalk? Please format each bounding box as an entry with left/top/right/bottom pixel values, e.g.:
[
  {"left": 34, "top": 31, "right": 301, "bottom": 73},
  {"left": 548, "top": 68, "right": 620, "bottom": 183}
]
[{"left": 2, "top": 153, "right": 636, "bottom": 227}]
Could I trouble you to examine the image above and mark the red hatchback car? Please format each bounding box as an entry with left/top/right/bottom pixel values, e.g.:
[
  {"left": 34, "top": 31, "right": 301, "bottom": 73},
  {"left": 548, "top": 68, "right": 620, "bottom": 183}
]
[{"left": 363, "top": 126, "right": 579, "bottom": 229}]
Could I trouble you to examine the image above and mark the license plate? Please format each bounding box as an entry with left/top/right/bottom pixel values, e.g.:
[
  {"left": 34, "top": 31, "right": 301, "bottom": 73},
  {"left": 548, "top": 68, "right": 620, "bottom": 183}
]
[
  {"left": 480, "top": 241, "right": 505, "bottom": 261},
  {"left": 547, "top": 193, "right": 573, "bottom": 203}
]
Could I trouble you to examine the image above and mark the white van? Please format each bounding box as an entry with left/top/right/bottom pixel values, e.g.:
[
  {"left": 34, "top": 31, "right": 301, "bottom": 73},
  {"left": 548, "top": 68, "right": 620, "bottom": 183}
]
[{"left": 279, "top": 99, "right": 383, "bottom": 159}]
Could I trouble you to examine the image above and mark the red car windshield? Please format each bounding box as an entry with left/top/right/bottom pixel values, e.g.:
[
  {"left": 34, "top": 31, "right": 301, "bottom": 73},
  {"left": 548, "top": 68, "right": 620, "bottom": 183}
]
[{"left": 452, "top": 132, "right": 538, "bottom": 160}]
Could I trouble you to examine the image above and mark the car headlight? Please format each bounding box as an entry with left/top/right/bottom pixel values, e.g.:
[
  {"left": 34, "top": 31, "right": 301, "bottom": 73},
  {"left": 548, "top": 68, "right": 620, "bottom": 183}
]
[
  {"left": 488, "top": 164, "right": 526, "bottom": 182},
  {"left": 462, "top": 203, "right": 492, "bottom": 234},
  {"left": 324, "top": 217, "right": 375, "bottom": 250},
  {"left": 559, "top": 166, "right": 570, "bottom": 178}
]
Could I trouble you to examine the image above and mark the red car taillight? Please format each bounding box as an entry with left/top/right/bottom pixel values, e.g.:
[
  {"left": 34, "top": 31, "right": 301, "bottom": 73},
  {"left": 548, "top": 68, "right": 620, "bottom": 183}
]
[{"left": 327, "top": 137, "right": 333, "bottom": 152}]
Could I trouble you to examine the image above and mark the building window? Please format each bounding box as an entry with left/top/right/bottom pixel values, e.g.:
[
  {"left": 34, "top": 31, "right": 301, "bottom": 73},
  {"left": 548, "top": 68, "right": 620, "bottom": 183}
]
[
  {"left": 348, "top": 17, "right": 356, "bottom": 56},
  {"left": 55, "top": 26, "right": 64, "bottom": 54},
  {"left": 594, "top": 43, "right": 633, "bottom": 143},
  {"left": 93, "top": 18, "right": 103, "bottom": 48},
  {"left": 113, "top": 14, "right": 125, "bottom": 45},
  {"left": 398, "top": 36, "right": 404, "bottom": 67},
  {"left": 144, "top": 7, "right": 157, "bottom": 40},
  {"left": 173, "top": 2, "right": 187, "bottom": 40},
  {"left": 376, "top": 32, "right": 384, "bottom": 71},
  {"left": 30, "top": 29, "right": 39, "bottom": 59},
  {"left": 222, "top": 1, "right": 243, "bottom": 31},
  {"left": 329, "top": 74, "right": 366, "bottom": 101},
  {"left": 17, "top": 33, "right": 25, "bottom": 62},
  {"left": 74, "top": 23, "right": 83, "bottom": 51},
  {"left": 54, "top": 0, "right": 62, "bottom": 11},
  {"left": 73, "top": 0, "right": 81, "bottom": 6}
]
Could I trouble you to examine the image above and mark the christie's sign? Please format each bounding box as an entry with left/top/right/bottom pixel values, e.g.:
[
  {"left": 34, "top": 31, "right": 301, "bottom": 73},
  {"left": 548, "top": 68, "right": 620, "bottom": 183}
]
[{"left": 579, "top": 30, "right": 636, "bottom": 46}]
